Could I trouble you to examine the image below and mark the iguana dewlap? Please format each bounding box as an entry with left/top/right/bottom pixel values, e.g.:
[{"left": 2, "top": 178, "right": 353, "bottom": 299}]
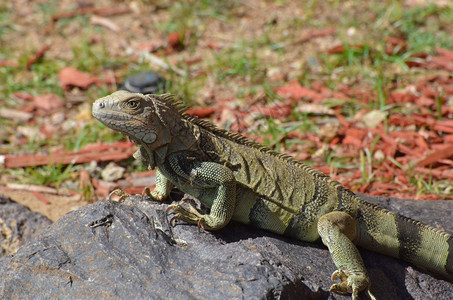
[{"left": 92, "top": 90, "right": 453, "bottom": 299}]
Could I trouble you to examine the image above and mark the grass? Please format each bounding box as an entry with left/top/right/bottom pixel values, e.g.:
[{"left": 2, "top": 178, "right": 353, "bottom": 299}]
[
  {"left": 380, "top": 3, "right": 452, "bottom": 52},
  {"left": 0, "top": 4, "right": 12, "bottom": 41},
  {"left": 5, "top": 163, "right": 79, "bottom": 189},
  {"left": 64, "top": 123, "right": 123, "bottom": 152}
]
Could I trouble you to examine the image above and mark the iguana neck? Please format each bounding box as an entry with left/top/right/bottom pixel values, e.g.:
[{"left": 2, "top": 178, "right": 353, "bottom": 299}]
[{"left": 138, "top": 118, "right": 201, "bottom": 169}]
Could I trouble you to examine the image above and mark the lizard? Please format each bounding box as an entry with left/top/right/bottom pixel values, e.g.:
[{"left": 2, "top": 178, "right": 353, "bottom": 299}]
[{"left": 92, "top": 90, "right": 453, "bottom": 299}]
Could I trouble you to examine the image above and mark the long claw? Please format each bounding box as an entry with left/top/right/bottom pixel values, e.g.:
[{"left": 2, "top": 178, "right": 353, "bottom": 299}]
[
  {"left": 170, "top": 215, "right": 179, "bottom": 226},
  {"left": 142, "top": 187, "right": 164, "bottom": 202},
  {"left": 352, "top": 289, "right": 359, "bottom": 300},
  {"left": 166, "top": 204, "right": 177, "bottom": 214},
  {"left": 141, "top": 187, "right": 152, "bottom": 198},
  {"left": 331, "top": 269, "right": 347, "bottom": 282},
  {"left": 108, "top": 188, "right": 129, "bottom": 202},
  {"left": 197, "top": 219, "right": 206, "bottom": 230},
  {"left": 367, "top": 290, "right": 377, "bottom": 300},
  {"left": 331, "top": 270, "right": 338, "bottom": 281}
]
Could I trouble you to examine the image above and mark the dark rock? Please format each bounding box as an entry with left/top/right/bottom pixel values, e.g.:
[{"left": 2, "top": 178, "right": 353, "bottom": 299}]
[
  {"left": 358, "top": 194, "right": 453, "bottom": 233},
  {"left": 0, "top": 194, "right": 451, "bottom": 299},
  {"left": 120, "top": 72, "right": 166, "bottom": 95},
  {"left": 0, "top": 195, "right": 52, "bottom": 257}
]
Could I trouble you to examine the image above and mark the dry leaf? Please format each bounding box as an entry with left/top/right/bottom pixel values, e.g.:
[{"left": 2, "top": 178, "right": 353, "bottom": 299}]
[
  {"left": 275, "top": 81, "right": 323, "bottom": 101},
  {"left": 34, "top": 93, "right": 64, "bottom": 111},
  {"left": 58, "top": 67, "right": 100, "bottom": 90},
  {"left": 0, "top": 108, "right": 33, "bottom": 122}
]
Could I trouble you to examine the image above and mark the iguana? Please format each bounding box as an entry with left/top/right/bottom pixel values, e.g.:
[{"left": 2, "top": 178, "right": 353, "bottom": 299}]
[{"left": 92, "top": 90, "right": 453, "bottom": 299}]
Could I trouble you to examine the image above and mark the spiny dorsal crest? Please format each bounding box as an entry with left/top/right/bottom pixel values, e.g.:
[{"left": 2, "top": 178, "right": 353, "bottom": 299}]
[
  {"left": 149, "top": 93, "right": 335, "bottom": 183},
  {"left": 146, "top": 93, "right": 188, "bottom": 128}
]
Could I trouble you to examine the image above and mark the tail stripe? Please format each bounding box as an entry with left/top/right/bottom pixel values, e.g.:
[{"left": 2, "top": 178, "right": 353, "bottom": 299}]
[
  {"left": 396, "top": 216, "right": 422, "bottom": 262},
  {"left": 357, "top": 199, "right": 452, "bottom": 279},
  {"left": 446, "top": 237, "right": 453, "bottom": 275}
]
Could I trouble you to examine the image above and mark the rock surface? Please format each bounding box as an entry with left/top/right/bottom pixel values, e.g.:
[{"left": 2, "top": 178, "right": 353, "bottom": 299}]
[
  {"left": 0, "top": 194, "right": 452, "bottom": 299},
  {"left": 0, "top": 195, "right": 52, "bottom": 257}
]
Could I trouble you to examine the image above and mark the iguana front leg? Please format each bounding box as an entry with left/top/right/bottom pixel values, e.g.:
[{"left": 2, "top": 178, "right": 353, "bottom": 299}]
[
  {"left": 132, "top": 146, "right": 174, "bottom": 201},
  {"left": 143, "top": 168, "right": 174, "bottom": 201},
  {"left": 317, "top": 211, "right": 375, "bottom": 300},
  {"left": 166, "top": 156, "right": 237, "bottom": 231}
]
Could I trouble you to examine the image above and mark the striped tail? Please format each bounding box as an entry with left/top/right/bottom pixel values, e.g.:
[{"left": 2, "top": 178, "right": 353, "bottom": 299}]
[{"left": 355, "top": 199, "right": 453, "bottom": 281}]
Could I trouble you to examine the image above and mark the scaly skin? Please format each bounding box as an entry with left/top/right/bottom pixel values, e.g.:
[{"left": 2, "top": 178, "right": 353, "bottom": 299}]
[{"left": 92, "top": 91, "right": 453, "bottom": 299}]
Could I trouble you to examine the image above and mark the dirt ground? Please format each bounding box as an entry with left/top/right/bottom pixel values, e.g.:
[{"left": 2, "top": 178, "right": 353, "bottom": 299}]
[{"left": 0, "top": 188, "right": 86, "bottom": 221}]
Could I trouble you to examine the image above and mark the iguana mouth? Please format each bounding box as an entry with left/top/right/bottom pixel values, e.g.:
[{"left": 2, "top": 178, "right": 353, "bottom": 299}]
[
  {"left": 127, "top": 135, "right": 139, "bottom": 146},
  {"left": 93, "top": 110, "right": 133, "bottom": 122},
  {"left": 118, "top": 132, "right": 139, "bottom": 146}
]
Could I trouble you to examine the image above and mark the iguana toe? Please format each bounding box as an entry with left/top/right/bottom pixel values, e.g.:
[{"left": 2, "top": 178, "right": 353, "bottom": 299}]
[
  {"left": 141, "top": 187, "right": 152, "bottom": 198},
  {"left": 108, "top": 188, "right": 129, "bottom": 202},
  {"left": 197, "top": 219, "right": 207, "bottom": 230},
  {"left": 166, "top": 203, "right": 220, "bottom": 230},
  {"left": 141, "top": 186, "right": 165, "bottom": 202},
  {"left": 329, "top": 269, "right": 369, "bottom": 300},
  {"left": 331, "top": 269, "right": 348, "bottom": 282},
  {"left": 167, "top": 203, "right": 203, "bottom": 225}
]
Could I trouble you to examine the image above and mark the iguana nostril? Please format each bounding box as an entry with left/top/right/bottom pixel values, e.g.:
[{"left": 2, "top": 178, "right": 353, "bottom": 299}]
[{"left": 99, "top": 102, "right": 105, "bottom": 108}]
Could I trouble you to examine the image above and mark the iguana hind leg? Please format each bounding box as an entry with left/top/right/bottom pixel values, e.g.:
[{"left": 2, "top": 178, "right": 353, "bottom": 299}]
[{"left": 317, "top": 211, "right": 372, "bottom": 300}]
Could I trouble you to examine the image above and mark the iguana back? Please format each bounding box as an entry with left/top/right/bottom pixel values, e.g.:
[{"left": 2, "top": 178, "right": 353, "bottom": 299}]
[{"left": 191, "top": 125, "right": 359, "bottom": 241}]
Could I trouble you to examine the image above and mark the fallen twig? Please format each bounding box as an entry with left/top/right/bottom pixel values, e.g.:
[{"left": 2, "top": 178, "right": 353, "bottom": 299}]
[
  {"left": 52, "top": 6, "right": 131, "bottom": 22},
  {"left": 26, "top": 44, "right": 51, "bottom": 70},
  {"left": 4, "top": 141, "right": 136, "bottom": 168},
  {"left": 32, "top": 191, "right": 51, "bottom": 205}
]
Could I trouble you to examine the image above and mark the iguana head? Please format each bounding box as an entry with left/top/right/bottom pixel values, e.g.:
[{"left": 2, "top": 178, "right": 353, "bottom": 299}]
[{"left": 92, "top": 90, "right": 178, "bottom": 150}]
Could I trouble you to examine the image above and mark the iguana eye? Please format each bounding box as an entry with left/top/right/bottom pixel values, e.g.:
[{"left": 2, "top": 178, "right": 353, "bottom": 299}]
[{"left": 126, "top": 100, "right": 139, "bottom": 109}]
